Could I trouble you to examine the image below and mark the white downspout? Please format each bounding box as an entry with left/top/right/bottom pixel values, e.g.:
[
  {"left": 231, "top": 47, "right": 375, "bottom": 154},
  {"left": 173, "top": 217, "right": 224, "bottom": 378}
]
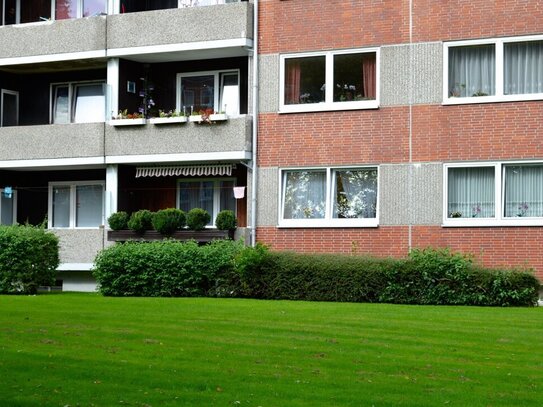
[{"left": 250, "top": 0, "right": 259, "bottom": 247}]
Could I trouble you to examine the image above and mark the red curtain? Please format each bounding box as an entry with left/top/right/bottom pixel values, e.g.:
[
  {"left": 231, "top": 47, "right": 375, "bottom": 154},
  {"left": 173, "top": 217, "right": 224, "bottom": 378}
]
[
  {"left": 285, "top": 61, "right": 301, "bottom": 104},
  {"left": 362, "top": 55, "right": 376, "bottom": 99}
]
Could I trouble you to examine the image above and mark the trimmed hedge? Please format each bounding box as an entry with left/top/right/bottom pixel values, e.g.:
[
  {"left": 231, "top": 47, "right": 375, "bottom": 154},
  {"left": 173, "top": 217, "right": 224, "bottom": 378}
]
[
  {"left": 108, "top": 211, "right": 129, "bottom": 231},
  {"left": 0, "top": 225, "right": 59, "bottom": 294},
  {"left": 127, "top": 210, "right": 153, "bottom": 233},
  {"left": 152, "top": 208, "right": 186, "bottom": 234},
  {"left": 186, "top": 208, "right": 211, "bottom": 231}
]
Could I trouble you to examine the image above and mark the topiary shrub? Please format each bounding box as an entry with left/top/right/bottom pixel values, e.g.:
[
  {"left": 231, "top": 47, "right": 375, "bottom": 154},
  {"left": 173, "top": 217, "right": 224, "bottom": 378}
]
[
  {"left": 215, "top": 210, "right": 237, "bottom": 231},
  {"left": 0, "top": 225, "right": 59, "bottom": 294},
  {"left": 127, "top": 210, "right": 154, "bottom": 233},
  {"left": 186, "top": 208, "right": 211, "bottom": 231},
  {"left": 152, "top": 208, "right": 186, "bottom": 235},
  {"left": 107, "top": 211, "right": 129, "bottom": 231}
]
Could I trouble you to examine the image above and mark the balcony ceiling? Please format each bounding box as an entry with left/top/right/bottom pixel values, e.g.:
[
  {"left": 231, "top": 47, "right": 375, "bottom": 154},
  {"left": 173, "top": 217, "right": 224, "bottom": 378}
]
[
  {"left": 0, "top": 58, "right": 107, "bottom": 74},
  {"left": 116, "top": 46, "right": 252, "bottom": 64}
]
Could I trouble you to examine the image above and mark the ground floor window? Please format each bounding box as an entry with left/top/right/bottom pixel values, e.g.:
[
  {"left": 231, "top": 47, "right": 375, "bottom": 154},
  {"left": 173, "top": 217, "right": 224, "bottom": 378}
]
[
  {"left": 48, "top": 181, "right": 104, "bottom": 228},
  {"left": 177, "top": 179, "right": 236, "bottom": 226},
  {"left": 0, "top": 188, "right": 16, "bottom": 225},
  {"left": 445, "top": 162, "right": 543, "bottom": 225},
  {"left": 280, "top": 167, "right": 378, "bottom": 227}
]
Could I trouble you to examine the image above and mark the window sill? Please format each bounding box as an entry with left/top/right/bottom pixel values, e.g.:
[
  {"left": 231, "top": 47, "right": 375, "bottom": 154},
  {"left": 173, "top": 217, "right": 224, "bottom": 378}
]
[
  {"left": 279, "top": 100, "right": 379, "bottom": 114},
  {"left": 278, "top": 220, "right": 379, "bottom": 228},
  {"left": 442, "top": 218, "right": 543, "bottom": 227},
  {"left": 443, "top": 93, "right": 543, "bottom": 106}
]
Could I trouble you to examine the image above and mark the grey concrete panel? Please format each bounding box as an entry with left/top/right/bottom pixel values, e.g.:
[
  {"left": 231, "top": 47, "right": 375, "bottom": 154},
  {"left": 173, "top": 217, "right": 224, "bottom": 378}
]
[
  {"left": 105, "top": 116, "right": 252, "bottom": 157},
  {"left": 0, "top": 123, "right": 105, "bottom": 161},
  {"left": 107, "top": 2, "right": 253, "bottom": 50},
  {"left": 381, "top": 42, "right": 442, "bottom": 106},
  {"left": 0, "top": 17, "right": 106, "bottom": 60},
  {"left": 54, "top": 229, "right": 106, "bottom": 264},
  {"left": 380, "top": 163, "right": 442, "bottom": 225},
  {"left": 258, "top": 54, "right": 279, "bottom": 113},
  {"left": 256, "top": 167, "right": 278, "bottom": 227}
]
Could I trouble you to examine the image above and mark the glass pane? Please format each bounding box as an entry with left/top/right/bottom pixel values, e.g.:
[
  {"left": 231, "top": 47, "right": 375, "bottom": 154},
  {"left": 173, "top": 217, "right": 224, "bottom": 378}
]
[
  {"left": 283, "top": 171, "right": 326, "bottom": 219},
  {"left": 504, "top": 165, "right": 543, "bottom": 218},
  {"left": 52, "top": 186, "right": 71, "bottom": 227},
  {"left": 178, "top": 181, "right": 214, "bottom": 218},
  {"left": 4, "top": 0, "right": 16, "bottom": 25},
  {"left": 333, "top": 53, "right": 376, "bottom": 102},
  {"left": 219, "top": 180, "right": 236, "bottom": 214},
  {"left": 181, "top": 75, "right": 215, "bottom": 113},
  {"left": 2, "top": 92, "right": 18, "bottom": 127},
  {"left": 73, "top": 84, "right": 105, "bottom": 123},
  {"left": 504, "top": 41, "right": 543, "bottom": 95},
  {"left": 220, "top": 73, "right": 239, "bottom": 115},
  {"left": 123, "top": 0, "right": 177, "bottom": 12},
  {"left": 448, "top": 167, "right": 495, "bottom": 218},
  {"left": 76, "top": 185, "right": 103, "bottom": 227},
  {"left": 21, "top": 0, "right": 51, "bottom": 23},
  {"left": 56, "top": 0, "right": 79, "bottom": 19},
  {"left": 449, "top": 45, "right": 495, "bottom": 97},
  {"left": 333, "top": 169, "right": 377, "bottom": 218},
  {"left": 83, "top": 0, "right": 106, "bottom": 17},
  {"left": 284, "top": 56, "right": 325, "bottom": 105},
  {"left": 53, "top": 86, "right": 70, "bottom": 124},
  {"left": 1, "top": 192, "right": 14, "bottom": 225}
]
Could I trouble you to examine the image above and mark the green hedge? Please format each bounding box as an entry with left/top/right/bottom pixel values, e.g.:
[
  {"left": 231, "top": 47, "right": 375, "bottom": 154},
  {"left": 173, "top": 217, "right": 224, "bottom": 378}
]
[{"left": 0, "top": 225, "right": 59, "bottom": 294}]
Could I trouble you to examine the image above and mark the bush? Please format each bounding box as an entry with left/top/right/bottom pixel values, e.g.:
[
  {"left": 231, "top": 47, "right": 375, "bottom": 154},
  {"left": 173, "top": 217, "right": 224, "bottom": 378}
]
[
  {"left": 107, "top": 211, "right": 129, "bottom": 231},
  {"left": 152, "top": 208, "right": 186, "bottom": 235},
  {"left": 93, "top": 240, "right": 244, "bottom": 297},
  {"left": 186, "top": 208, "right": 211, "bottom": 231},
  {"left": 0, "top": 225, "right": 59, "bottom": 294},
  {"left": 215, "top": 210, "right": 237, "bottom": 231},
  {"left": 127, "top": 210, "right": 153, "bottom": 233}
]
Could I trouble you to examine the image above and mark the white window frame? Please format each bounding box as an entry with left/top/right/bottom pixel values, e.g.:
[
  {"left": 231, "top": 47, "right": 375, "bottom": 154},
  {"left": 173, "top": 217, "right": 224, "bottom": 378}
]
[
  {"left": 443, "top": 161, "right": 543, "bottom": 227},
  {"left": 176, "top": 69, "right": 241, "bottom": 116},
  {"left": 176, "top": 178, "right": 237, "bottom": 228},
  {"left": 0, "top": 188, "right": 17, "bottom": 225},
  {"left": 49, "top": 80, "right": 106, "bottom": 124},
  {"left": 48, "top": 181, "right": 105, "bottom": 229},
  {"left": 279, "top": 48, "right": 380, "bottom": 114},
  {"left": 443, "top": 34, "right": 543, "bottom": 105},
  {"left": 1, "top": 89, "right": 19, "bottom": 127},
  {"left": 278, "top": 166, "right": 379, "bottom": 228}
]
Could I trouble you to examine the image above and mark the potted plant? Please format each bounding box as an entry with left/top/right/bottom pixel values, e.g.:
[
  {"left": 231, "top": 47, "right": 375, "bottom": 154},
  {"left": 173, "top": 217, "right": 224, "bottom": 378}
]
[{"left": 110, "top": 109, "right": 146, "bottom": 126}]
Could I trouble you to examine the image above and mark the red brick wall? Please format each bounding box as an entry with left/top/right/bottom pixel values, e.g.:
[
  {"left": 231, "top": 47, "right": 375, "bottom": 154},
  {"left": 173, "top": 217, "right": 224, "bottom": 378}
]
[
  {"left": 258, "top": 108, "right": 410, "bottom": 167},
  {"left": 257, "top": 226, "right": 543, "bottom": 279}
]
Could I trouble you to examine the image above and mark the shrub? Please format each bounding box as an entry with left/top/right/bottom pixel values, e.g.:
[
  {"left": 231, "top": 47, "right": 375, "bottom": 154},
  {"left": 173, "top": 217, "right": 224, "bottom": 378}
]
[
  {"left": 215, "top": 210, "right": 237, "bottom": 231},
  {"left": 107, "top": 211, "right": 129, "bottom": 231},
  {"left": 186, "top": 208, "right": 211, "bottom": 231},
  {"left": 152, "top": 208, "right": 186, "bottom": 235},
  {"left": 127, "top": 210, "right": 153, "bottom": 233},
  {"left": 0, "top": 225, "right": 59, "bottom": 294}
]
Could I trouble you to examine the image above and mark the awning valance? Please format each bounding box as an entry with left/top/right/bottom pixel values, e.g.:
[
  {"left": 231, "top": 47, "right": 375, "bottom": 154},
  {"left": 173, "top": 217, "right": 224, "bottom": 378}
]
[{"left": 135, "top": 164, "right": 233, "bottom": 178}]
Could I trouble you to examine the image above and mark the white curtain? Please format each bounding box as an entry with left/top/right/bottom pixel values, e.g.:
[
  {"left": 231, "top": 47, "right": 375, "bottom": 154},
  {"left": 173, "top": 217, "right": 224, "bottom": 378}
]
[
  {"left": 76, "top": 185, "right": 103, "bottom": 227},
  {"left": 333, "top": 169, "right": 377, "bottom": 219},
  {"left": 449, "top": 45, "right": 495, "bottom": 97},
  {"left": 504, "top": 165, "right": 543, "bottom": 217},
  {"left": 504, "top": 41, "right": 543, "bottom": 95},
  {"left": 283, "top": 171, "right": 326, "bottom": 219},
  {"left": 448, "top": 167, "right": 495, "bottom": 218}
]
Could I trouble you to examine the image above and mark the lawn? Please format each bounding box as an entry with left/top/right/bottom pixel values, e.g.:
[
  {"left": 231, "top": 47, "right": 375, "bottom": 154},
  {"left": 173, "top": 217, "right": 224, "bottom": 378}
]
[{"left": 0, "top": 294, "right": 541, "bottom": 406}]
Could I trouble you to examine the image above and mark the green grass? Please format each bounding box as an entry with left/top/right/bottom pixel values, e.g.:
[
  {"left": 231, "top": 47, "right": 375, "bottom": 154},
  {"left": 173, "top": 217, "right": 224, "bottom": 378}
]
[{"left": 0, "top": 294, "right": 541, "bottom": 406}]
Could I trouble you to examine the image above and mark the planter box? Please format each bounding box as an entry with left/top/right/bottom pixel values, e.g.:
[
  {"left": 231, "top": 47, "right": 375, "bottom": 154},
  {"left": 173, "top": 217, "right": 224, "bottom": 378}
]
[
  {"left": 189, "top": 114, "right": 228, "bottom": 123},
  {"left": 188, "top": 115, "right": 202, "bottom": 123},
  {"left": 110, "top": 118, "right": 147, "bottom": 126},
  {"left": 148, "top": 117, "right": 188, "bottom": 125},
  {"left": 107, "top": 229, "right": 234, "bottom": 243}
]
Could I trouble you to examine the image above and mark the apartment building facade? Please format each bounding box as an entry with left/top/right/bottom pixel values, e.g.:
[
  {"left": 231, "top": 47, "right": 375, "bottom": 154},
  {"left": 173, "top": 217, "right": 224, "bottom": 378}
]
[{"left": 0, "top": 0, "right": 542, "bottom": 290}]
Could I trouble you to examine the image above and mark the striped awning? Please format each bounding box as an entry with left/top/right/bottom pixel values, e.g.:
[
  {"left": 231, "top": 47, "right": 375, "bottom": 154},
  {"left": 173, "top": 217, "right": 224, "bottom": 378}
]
[{"left": 135, "top": 164, "right": 233, "bottom": 178}]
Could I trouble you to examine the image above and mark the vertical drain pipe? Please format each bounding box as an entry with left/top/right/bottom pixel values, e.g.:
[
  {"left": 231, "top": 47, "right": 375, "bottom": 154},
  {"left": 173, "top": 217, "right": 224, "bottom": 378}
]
[{"left": 250, "top": 0, "right": 259, "bottom": 247}]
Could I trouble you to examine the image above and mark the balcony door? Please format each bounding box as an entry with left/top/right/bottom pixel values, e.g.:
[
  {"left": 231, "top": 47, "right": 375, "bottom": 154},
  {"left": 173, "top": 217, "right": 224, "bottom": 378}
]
[{"left": 1, "top": 89, "right": 18, "bottom": 127}]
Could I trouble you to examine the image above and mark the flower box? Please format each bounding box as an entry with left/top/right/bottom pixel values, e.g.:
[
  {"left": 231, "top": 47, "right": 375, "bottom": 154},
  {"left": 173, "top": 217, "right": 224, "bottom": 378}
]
[
  {"left": 110, "top": 118, "right": 147, "bottom": 126},
  {"left": 148, "top": 117, "right": 188, "bottom": 125},
  {"left": 189, "top": 115, "right": 203, "bottom": 123},
  {"left": 209, "top": 113, "right": 228, "bottom": 122},
  {"left": 107, "top": 229, "right": 234, "bottom": 243}
]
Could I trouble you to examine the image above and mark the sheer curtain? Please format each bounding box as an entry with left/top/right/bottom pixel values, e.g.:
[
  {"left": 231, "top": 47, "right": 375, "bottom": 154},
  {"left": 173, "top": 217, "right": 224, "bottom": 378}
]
[
  {"left": 333, "top": 170, "right": 377, "bottom": 218},
  {"left": 504, "top": 41, "right": 543, "bottom": 95},
  {"left": 448, "top": 167, "right": 495, "bottom": 218},
  {"left": 504, "top": 165, "right": 543, "bottom": 217},
  {"left": 283, "top": 171, "right": 326, "bottom": 219},
  {"left": 449, "top": 45, "right": 495, "bottom": 97}
]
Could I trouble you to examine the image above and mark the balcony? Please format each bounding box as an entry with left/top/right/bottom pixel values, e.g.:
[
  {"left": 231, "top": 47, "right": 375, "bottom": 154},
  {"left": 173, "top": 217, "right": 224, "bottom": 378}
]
[{"left": 105, "top": 115, "right": 252, "bottom": 164}]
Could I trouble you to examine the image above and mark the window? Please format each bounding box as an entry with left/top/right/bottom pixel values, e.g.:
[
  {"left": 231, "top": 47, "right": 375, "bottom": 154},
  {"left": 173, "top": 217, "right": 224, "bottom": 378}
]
[
  {"left": 55, "top": 0, "right": 106, "bottom": 19},
  {"left": 445, "top": 36, "right": 543, "bottom": 103},
  {"left": 280, "top": 48, "right": 379, "bottom": 113},
  {"left": 0, "top": 0, "right": 105, "bottom": 25},
  {"left": 280, "top": 167, "right": 378, "bottom": 227},
  {"left": 0, "top": 188, "right": 16, "bottom": 225},
  {"left": 177, "top": 179, "right": 236, "bottom": 227},
  {"left": 51, "top": 81, "right": 106, "bottom": 124},
  {"left": 1, "top": 89, "right": 18, "bottom": 127},
  {"left": 444, "top": 162, "right": 543, "bottom": 226},
  {"left": 48, "top": 181, "right": 105, "bottom": 228},
  {"left": 177, "top": 70, "right": 240, "bottom": 116}
]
